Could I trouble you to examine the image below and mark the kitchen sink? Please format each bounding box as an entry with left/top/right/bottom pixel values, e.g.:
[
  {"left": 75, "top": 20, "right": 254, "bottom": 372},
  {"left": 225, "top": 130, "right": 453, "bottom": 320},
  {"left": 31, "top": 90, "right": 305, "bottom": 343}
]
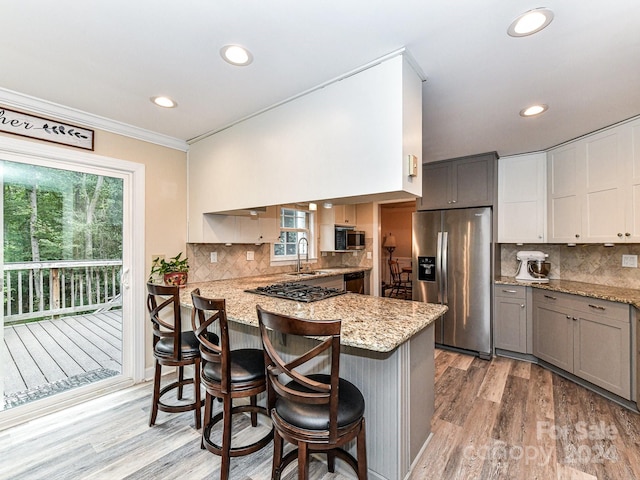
[{"left": 285, "top": 270, "right": 333, "bottom": 277}]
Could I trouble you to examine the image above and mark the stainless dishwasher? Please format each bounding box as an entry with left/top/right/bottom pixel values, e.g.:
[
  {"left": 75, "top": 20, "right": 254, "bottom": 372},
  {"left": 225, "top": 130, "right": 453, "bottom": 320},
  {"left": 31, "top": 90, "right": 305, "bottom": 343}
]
[{"left": 344, "top": 271, "right": 365, "bottom": 294}]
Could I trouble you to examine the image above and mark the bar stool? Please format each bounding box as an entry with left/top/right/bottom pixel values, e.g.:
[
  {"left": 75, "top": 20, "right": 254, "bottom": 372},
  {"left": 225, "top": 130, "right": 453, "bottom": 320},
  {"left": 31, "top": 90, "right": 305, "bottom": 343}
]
[
  {"left": 191, "top": 289, "right": 273, "bottom": 480},
  {"left": 256, "top": 305, "right": 368, "bottom": 480},
  {"left": 147, "top": 282, "right": 208, "bottom": 428}
]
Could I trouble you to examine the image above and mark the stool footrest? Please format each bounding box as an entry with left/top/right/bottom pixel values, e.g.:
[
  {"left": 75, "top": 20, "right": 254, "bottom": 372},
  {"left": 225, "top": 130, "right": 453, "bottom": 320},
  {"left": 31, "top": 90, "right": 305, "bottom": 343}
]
[{"left": 203, "top": 405, "right": 274, "bottom": 457}]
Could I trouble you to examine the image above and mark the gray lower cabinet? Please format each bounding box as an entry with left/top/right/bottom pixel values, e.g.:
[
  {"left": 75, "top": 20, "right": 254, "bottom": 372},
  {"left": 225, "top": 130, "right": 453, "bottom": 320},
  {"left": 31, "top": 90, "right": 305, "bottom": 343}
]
[
  {"left": 494, "top": 285, "right": 529, "bottom": 354},
  {"left": 532, "top": 289, "right": 631, "bottom": 399}
]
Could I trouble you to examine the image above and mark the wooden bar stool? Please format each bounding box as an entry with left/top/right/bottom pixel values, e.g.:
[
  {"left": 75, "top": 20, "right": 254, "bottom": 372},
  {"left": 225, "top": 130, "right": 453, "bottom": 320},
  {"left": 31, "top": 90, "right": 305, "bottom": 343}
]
[
  {"left": 191, "top": 289, "right": 273, "bottom": 480},
  {"left": 147, "top": 282, "right": 208, "bottom": 428},
  {"left": 256, "top": 305, "right": 368, "bottom": 480}
]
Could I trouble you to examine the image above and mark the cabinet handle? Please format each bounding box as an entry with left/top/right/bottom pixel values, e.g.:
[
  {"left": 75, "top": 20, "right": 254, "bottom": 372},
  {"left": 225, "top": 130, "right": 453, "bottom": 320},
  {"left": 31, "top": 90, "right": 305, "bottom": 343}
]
[
  {"left": 625, "top": 232, "right": 631, "bottom": 237},
  {"left": 451, "top": 200, "right": 457, "bottom": 204},
  {"left": 573, "top": 317, "right": 578, "bottom": 321},
  {"left": 520, "top": 304, "right": 525, "bottom": 308},
  {"left": 544, "top": 294, "right": 557, "bottom": 300},
  {"left": 566, "top": 315, "right": 572, "bottom": 319},
  {"left": 618, "top": 233, "right": 623, "bottom": 238},
  {"left": 502, "top": 289, "right": 518, "bottom": 294},
  {"left": 575, "top": 234, "right": 580, "bottom": 238},
  {"left": 588, "top": 304, "right": 606, "bottom": 311}
]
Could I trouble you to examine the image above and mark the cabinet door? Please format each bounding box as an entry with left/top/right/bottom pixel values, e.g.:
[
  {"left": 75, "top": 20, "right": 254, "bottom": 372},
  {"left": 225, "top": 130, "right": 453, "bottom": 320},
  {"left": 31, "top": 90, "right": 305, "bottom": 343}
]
[
  {"left": 236, "top": 216, "right": 261, "bottom": 243},
  {"left": 319, "top": 224, "right": 335, "bottom": 251},
  {"left": 533, "top": 303, "right": 574, "bottom": 371},
  {"left": 334, "top": 204, "right": 356, "bottom": 225},
  {"left": 202, "top": 214, "right": 237, "bottom": 243},
  {"left": 583, "top": 130, "right": 626, "bottom": 242},
  {"left": 498, "top": 154, "right": 546, "bottom": 243},
  {"left": 574, "top": 313, "right": 631, "bottom": 399},
  {"left": 548, "top": 145, "right": 582, "bottom": 242},
  {"left": 494, "top": 295, "right": 527, "bottom": 353},
  {"left": 452, "top": 156, "right": 494, "bottom": 208},
  {"left": 418, "top": 163, "right": 450, "bottom": 210},
  {"left": 626, "top": 120, "right": 640, "bottom": 241}
]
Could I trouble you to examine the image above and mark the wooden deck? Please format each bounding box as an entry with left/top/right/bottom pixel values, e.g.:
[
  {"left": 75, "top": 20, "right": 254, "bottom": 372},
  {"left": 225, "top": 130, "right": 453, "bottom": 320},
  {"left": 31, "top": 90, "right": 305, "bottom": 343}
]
[{"left": 3, "top": 311, "right": 122, "bottom": 407}]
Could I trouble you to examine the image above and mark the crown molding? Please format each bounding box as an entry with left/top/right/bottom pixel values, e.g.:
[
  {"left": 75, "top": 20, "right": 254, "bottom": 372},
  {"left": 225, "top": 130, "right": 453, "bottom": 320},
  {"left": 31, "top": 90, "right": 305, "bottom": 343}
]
[{"left": 0, "top": 87, "right": 188, "bottom": 152}]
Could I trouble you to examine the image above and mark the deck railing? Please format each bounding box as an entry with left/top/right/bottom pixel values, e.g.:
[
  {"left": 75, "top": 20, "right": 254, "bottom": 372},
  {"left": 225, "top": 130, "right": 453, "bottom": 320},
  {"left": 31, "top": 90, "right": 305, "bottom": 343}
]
[{"left": 3, "top": 260, "right": 122, "bottom": 325}]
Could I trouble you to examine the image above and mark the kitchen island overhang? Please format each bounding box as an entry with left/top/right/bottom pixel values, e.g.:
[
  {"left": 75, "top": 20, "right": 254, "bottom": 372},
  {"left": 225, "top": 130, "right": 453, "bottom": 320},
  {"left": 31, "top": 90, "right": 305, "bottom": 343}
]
[{"left": 178, "top": 274, "right": 447, "bottom": 480}]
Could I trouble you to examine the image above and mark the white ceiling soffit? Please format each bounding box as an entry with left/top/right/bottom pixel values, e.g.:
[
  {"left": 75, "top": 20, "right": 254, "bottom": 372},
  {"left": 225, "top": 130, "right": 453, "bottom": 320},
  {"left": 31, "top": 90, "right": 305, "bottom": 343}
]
[{"left": 1, "top": 1, "right": 639, "bottom": 161}]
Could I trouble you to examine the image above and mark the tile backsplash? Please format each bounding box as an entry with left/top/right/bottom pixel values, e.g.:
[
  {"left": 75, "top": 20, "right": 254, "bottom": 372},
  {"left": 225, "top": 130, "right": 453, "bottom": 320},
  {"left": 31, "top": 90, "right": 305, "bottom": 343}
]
[
  {"left": 500, "top": 243, "right": 640, "bottom": 289},
  {"left": 186, "top": 241, "right": 639, "bottom": 289},
  {"left": 186, "top": 240, "right": 373, "bottom": 283}
]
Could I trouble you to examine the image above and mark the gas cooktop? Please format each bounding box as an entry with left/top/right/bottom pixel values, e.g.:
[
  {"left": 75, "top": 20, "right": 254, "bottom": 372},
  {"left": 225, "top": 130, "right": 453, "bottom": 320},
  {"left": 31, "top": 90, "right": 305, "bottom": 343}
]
[{"left": 244, "top": 282, "right": 346, "bottom": 303}]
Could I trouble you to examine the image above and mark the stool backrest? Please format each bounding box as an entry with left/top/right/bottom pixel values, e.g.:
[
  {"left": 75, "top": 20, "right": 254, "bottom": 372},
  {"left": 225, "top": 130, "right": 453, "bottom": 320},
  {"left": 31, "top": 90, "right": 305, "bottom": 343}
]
[
  {"left": 147, "top": 282, "right": 185, "bottom": 361},
  {"left": 191, "top": 288, "right": 231, "bottom": 390},
  {"left": 256, "top": 305, "right": 342, "bottom": 441}
]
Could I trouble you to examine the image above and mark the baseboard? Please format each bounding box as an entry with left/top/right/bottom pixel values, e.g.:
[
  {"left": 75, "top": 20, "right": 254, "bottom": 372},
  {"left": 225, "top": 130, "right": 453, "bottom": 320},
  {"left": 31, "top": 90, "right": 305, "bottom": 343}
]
[{"left": 495, "top": 350, "right": 639, "bottom": 413}]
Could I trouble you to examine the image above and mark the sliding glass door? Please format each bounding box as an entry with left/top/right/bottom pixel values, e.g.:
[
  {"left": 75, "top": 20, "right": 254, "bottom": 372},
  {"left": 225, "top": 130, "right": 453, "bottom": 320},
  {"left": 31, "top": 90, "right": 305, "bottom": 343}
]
[{"left": 0, "top": 139, "right": 144, "bottom": 426}]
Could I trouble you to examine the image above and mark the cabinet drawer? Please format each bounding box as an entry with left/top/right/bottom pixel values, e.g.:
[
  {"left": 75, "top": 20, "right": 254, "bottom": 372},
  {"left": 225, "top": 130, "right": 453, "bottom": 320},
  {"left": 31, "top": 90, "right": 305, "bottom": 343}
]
[
  {"left": 495, "top": 285, "right": 526, "bottom": 300},
  {"left": 532, "top": 289, "right": 629, "bottom": 323},
  {"left": 532, "top": 289, "right": 573, "bottom": 307},
  {"left": 571, "top": 298, "right": 629, "bottom": 323}
]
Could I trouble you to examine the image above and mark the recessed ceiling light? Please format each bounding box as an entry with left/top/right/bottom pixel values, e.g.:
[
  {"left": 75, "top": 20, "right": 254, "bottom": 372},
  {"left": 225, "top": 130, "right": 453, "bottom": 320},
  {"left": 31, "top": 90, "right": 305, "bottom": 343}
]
[
  {"left": 150, "top": 96, "right": 177, "bottom": 108},
  {"left": 520, "top": 104, "right": 549, "bottom": 117},
  {"left": 508, "top": 8, "right": 554, "bottom": 37},
  {"left": 220, "top": 44, "right": 253, "bottom": 66}
]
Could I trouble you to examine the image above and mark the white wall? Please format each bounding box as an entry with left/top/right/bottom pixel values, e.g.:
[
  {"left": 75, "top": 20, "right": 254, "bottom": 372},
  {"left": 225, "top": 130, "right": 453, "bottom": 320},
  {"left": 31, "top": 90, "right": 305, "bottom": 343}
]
[{"left": 188, "top": 54, "right": 423, "bottom": 242}]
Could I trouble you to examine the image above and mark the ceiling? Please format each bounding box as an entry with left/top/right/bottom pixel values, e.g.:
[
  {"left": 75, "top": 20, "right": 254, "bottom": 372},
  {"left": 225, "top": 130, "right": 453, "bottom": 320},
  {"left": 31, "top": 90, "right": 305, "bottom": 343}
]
[{"left": 2, "top": 1, "right": 639, "bottom": 162}]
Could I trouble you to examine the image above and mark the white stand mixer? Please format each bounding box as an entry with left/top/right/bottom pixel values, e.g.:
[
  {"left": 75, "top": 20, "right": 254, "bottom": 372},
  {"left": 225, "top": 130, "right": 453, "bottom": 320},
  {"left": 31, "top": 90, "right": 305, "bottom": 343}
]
[{"left": 515, "top": 251, "right": 550, "bottom": 283}]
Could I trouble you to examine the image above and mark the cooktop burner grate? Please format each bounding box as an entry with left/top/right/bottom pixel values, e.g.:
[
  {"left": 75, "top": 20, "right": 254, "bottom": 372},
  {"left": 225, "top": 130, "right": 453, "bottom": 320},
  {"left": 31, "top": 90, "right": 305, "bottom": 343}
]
[{"left": 244, "top": 282, "right": 346, "bottom": 303}]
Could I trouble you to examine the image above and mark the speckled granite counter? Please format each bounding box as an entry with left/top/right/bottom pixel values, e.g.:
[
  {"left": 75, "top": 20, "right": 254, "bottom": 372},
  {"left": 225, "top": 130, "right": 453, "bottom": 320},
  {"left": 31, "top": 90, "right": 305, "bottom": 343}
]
[
  {"left": 496, "top": 277, "right": 640, "bottom": 309},
  {"left": 180, "top": 267, "right": 447, "bottom": 353}
]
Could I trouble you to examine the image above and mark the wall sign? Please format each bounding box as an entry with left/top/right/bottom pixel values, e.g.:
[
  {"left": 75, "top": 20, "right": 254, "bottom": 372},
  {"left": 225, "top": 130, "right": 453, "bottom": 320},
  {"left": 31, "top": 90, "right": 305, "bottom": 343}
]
[{"left": 0, "top": 106, "right": 94, "bottom": 150}]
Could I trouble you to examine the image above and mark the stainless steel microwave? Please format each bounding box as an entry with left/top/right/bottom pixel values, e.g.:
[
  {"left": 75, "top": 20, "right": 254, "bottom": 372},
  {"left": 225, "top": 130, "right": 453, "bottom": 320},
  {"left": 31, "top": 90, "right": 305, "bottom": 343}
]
[{"left": 335, "top": 227, "right": 365, "bottom": 250}]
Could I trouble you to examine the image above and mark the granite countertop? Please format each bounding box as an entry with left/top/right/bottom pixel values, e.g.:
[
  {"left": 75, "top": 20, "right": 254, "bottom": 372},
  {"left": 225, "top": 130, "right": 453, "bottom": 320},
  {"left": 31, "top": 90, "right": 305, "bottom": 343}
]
[
  {"left": 496, "top": 277, "right": 640, "bottom": 309},
  {"left": 179, "top": 268, "right": 447, "bottom": 353}
]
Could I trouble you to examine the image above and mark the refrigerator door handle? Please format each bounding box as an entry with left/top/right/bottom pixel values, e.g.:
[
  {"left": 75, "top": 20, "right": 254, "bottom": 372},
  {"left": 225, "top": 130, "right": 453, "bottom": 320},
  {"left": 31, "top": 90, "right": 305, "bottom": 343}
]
[
  {"left": 441, "top": 231, "right": 449, "bottom": 304},
  {"left": 436, "top": 232, "right": 443, "bottom": 304}
]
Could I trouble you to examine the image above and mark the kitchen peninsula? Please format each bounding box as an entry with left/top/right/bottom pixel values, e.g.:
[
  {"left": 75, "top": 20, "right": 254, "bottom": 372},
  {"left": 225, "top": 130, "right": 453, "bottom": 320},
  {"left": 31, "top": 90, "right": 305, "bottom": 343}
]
[{"left": 179, "top": 269, "right": 447, "bottom": 480}]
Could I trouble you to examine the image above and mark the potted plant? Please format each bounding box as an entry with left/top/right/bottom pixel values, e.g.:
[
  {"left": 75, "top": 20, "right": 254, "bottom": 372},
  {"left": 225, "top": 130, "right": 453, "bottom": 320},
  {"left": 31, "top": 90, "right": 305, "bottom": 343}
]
[{"left": 149, "top": 252, "right": 190, "bottom": 287}]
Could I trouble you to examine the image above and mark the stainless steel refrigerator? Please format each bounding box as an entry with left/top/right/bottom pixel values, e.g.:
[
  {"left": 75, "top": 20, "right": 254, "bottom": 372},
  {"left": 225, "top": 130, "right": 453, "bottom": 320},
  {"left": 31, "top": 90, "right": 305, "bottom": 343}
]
[{"left": 412, "top": 207, "right": 492, "bottom": 357}]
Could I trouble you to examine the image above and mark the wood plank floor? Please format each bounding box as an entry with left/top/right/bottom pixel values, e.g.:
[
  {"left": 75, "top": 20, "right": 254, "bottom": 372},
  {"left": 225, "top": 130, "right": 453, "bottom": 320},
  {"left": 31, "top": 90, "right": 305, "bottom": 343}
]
[
  {"left": 1, "top": 349, "right": 640, "bottom": 479},
  {"left": 411, "top": 349, "right": 640, "bottom": 480},
  {"left": 3, "top": 311, "right": 122, "bottom": 404}
]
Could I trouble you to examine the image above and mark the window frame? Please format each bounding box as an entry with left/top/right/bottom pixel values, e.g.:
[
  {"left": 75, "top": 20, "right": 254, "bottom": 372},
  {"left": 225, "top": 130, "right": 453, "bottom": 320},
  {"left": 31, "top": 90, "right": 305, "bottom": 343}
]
[{"left": 271, "top": 206, "right": 317, "bottom": 265}]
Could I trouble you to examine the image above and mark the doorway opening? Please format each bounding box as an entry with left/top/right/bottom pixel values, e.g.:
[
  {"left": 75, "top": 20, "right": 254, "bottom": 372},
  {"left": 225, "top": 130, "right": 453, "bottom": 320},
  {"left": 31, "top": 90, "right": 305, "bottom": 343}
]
[{"left": 380, "top": 201, "right": 415, "bottom": 298}]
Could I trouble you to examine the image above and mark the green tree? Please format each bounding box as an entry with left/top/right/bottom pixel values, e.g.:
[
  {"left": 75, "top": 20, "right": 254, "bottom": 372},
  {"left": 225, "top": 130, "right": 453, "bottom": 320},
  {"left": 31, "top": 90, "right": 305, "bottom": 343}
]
[{"left": 3, "top": 162, "right": 123, "bottom": 262}]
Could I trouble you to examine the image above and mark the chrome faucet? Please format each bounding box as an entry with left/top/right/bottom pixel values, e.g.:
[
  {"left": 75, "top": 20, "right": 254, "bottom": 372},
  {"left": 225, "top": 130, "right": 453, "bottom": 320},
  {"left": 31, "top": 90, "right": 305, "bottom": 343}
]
[{"left": 296, "top": 237, "right": 309, "bottom": 273}]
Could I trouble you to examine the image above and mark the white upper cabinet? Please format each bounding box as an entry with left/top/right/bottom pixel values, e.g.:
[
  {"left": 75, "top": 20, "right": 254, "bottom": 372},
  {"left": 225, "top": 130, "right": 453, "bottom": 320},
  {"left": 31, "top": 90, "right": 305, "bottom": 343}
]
[
  {"left": 547, "top": 117, "right": 639, "bottom": 243},
  {"left": 187, "top": 54, "right": 423, "bottom": 242},
  {"left": 201, "top": 207, "right": 278, "bottom": 244},
  {"left": 548, "top": 144, "right": 581, "bottom": 242},
  {"left": 332, "top": 204, "right": 357, "bottom": 226},
  {"left": 498, "top": 153, "right": 546, "bottom": 243},
  {"left": 626, "top": 120, "right": 640, "bottom": 242}
]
